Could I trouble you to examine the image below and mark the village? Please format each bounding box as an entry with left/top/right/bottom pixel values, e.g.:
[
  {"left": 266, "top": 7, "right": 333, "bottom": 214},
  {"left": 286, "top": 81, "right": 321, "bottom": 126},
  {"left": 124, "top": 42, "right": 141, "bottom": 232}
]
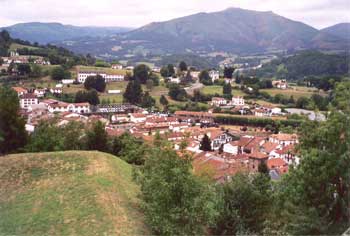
[{"left": 9, "top": 60, "right": 300, "bottom": 183}]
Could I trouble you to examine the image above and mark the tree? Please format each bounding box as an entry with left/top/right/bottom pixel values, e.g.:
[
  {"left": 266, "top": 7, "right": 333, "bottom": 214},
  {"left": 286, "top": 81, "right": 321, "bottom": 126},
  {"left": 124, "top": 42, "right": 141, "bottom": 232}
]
[
  {"left": 179, "top": 61, "right": 188, "bottom": 72},
  {"left": 0, "top": 87, "right": 27, "bottom": 154},
  {"left": 223, "top": 82, "right": 232, "bottom": 96},
  {"left": 138, "top": 147, "right": 218, "bottom": 235},
  {"left": 168, "top": 83, "right": 187, "bottom": 101},
  {"left": 51, "top": 66, "right": 71, "bottom": 81},
  {"left": 145, "top": 79, "right": 154, "bottom": 91},
  {"left": 224, "top": 67, "right": 235, "bottom": 79},
  {"left": 123, "top": 79, "right": 143, "bottom": 104},
  {"left": 296, "top": 97, "right": 310, "bottom": 109},
  {"left": 86, "top": 121, "right": 108, "bottom": 151},
  {"left": 84, "top": 74, "right": 106, "bottom": 92},
  {"left": 213, "top": 173, "right": 271, "bottom": 235},
  {"left": 17, "top": 64, "right": 31, "bottom": 75},
  {"left": 133, "top": 64, "right": 150, "bottom": 84},
  {"left": 149, "top": 73, "right": 160, "bottom": 86},
  {"left": 75, "top": 90, "right": 99, "bottom": 105},
  {"left": 141, "top": 91, "right": 156, "bottom": 108},
  {"left": 160, "top": 66, "right": 169, "bottom": 77},
  {"left": 199, "top": 134, "right": 212, "bottom": 151},
  {"left": 199, "top": 70, "right": 212, "bottom": 85},
  {"left": 30, "top": 64, "right": 42, "bottom": 78},
  {"left": 167, "top": 64, "right": 175, "bottom": 77},
  {"left": 160, "top": 95, "right": 169, "bottom": 107}
]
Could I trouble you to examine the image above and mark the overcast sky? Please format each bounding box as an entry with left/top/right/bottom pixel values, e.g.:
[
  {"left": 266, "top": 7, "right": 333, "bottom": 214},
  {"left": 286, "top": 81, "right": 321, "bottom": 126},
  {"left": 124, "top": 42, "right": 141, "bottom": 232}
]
[{"left": 0, "top": 0, "right": 349, "bottom": 29}]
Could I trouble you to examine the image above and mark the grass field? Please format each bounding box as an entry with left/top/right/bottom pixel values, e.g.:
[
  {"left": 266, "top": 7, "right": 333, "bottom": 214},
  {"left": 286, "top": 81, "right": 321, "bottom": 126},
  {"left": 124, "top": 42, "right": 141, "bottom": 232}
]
[
  {"left": 10, "top": 43, "right": 40, "bottom": 51},
  {"left": 260, "top": 86, "right": 327, "bottom": 99},
  {"left": 201, "top": 85, "right": 245, "bottom": 97},
  {"left": 0, "top": 151, "right": 149, "bottom": 236}
]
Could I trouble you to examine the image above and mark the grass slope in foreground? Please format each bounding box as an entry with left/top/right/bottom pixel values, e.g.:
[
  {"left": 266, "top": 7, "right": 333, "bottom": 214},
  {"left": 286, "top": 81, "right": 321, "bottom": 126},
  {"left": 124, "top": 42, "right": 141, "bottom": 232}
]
[{"left": 0, "top": 151, "right": 148, "bottom": 236}]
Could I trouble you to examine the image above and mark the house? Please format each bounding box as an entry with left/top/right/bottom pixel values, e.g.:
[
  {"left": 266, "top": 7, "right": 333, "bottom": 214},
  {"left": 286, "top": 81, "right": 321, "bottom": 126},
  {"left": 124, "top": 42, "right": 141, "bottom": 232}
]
[
  {"left": 111, "top": 64, "right": 123, "bottom": 70},
  {"left": 77, "top": 71, "right": 124, "bottom": 83},
  {"left": 111, "top": 114, "right": 130, "bottom": 123},
  {"left": 272, "top": 80, "right": 288, "bottom": 89},
  {"left": 254, "top": 108, "right": 270, "bottom": 117},
  {"left": 47, "top": 102, "right": 90, "bottom": 114},
  {"left": 62, "top": 79, "right": 75, "bottom": 84},
  {"left": 169, "top": 77, "right": 180, "bottom": 84},
  {"left": 174, "top": 111, "right": 214, "bottom": 123},
  {"left": 190, "top": 71, "right": 200, "bottom": 79},
  {"left": 231, "top": 96, "right": 245, "bottom": 106},
  {"left": 209, "top": 70, "right": 220, "bottom": 82},
  {"left": 34, "top": 88, "right": 47, "bottom": 98},
  {"left": 208, "top": 130, "right": 237, "bottom": 150},
  {"left": 270, "top": 107, "right": 283, "bottom": 116},
  {"left": 269, "top": 133, "right": 298, "bottom": 146},
  {"left": 12, "top": 87, "right": 28, "bottom": 97},
  {"left": 20, "top": 93, "right": 39, "bottom": 109},
  {"left": 267, "top": 158, "right": 289, "bottom": 175},
  {"left": 275, "top": 145, "right": 299, "bottom": 165},
  {"left": 50, "top": 88, "right": 62, "bottom": 94},
  {"left": 129, "top": 113, "right": 147, "bottom": 123},
  {"left": 210, "top": 97, "right": 227, "bottom": 107}
]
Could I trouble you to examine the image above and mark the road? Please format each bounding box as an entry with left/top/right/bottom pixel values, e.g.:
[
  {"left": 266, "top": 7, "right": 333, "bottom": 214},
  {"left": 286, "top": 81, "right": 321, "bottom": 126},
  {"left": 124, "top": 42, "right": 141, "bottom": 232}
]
[{"left": 185, "top": 81, "right": 204, "bottom": 95}]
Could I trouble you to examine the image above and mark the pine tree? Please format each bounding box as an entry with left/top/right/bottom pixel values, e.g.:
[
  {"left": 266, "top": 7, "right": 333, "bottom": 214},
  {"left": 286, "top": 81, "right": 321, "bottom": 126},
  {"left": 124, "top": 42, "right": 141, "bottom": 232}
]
[
  {"left": 123, "top": 79, "right": 143, "bottom": 104},
  {"left": 200, "top": 134, "right": 212, "bottom": 151}
]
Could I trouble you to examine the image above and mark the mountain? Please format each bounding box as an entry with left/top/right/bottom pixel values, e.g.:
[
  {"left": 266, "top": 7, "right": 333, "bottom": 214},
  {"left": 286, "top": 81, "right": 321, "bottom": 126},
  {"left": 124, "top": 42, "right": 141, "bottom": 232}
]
[
  {"left": 321, "top": 23, "right": 350, "bottom": 41},
  {"left": 57, "top": 8, "right": 349, "bottom": 57},
  {"left": 0, "top": 151, "right": 149, "bottom": 235},
  {"left": 1, "top": 22, "right": 133, "bottom": 44}
]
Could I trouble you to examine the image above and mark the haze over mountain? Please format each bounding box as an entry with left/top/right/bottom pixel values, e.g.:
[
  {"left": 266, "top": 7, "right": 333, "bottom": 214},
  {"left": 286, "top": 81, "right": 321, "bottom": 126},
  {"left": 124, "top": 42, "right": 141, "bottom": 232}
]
[
  {"left": 2, "top": 8, "right": 349, "bottom": 57},
  {"left": 321, "top": 23, "right": 350, "bottom": 41},
  {"left": 0, "top": 22, "right": 133, "bottom": 44}
]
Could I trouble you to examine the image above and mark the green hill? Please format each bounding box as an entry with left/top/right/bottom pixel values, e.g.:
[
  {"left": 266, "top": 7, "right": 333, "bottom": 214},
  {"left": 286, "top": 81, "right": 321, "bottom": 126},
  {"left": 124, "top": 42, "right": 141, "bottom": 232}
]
[{"left": 0, "top": 151, "right": 148, "bottom": 236}]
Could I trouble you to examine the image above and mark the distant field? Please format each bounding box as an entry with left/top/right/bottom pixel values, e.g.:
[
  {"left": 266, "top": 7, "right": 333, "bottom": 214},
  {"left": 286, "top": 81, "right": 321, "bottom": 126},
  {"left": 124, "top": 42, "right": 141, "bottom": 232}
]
[
  {"left": 9, "top": 43, "right": 39, "bottom": 51},
  {"left": 201, "top": 85, "right": 245, "bottom": 97},
  {"left": 260, "top": 86, "right": 327, "bottom": 99},
  {"left": 0, "top": 151, "right": 149, "bottom": 236}
]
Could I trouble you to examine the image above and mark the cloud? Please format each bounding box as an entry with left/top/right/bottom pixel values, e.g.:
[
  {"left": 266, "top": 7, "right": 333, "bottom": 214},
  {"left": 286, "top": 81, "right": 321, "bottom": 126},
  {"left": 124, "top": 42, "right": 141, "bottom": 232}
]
[{"left": 0, "top": 0, "right": 349, "bottom": 28}]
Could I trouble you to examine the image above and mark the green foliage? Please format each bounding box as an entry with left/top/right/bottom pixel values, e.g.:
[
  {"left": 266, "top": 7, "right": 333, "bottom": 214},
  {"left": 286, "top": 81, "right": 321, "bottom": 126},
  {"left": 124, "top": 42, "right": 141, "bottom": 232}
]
[
  {"left": 51, "top": 66, "right": 71, "bottom": 81},
  {"left": 223, "top": 67, "right": 235, "bottom": 79},
  {"left": 17, "top": 64, "right": 31, "bottom": 75},
  {"left": 168, "top": 83, "right": 188, "bottom": 101},
  {"left": 25, "top": 121, "right": 85, "bottom": 152},
  {"left": 94, "top": 59, "right": 110, "bottom": 67},
  {"left": 159, "top": 95, "right": 169, "bottom": 107},
  {"left": 109, "top": 133, "right": 146, "bottom": 165},
  {"left": 84, "top": 75, "right": 106, "bottom": 92},
  {"left": 332, "top": 81, "right": 350, "bottom": 111},
  {"left": 133, "top": 64, "right": 151, "bottom": 84},
  {"left": 123, "top": 79, "right": 143, "bottom": 104},
  {"left": 75, "top": 90, "right": 100, "bottom": 105},
  {"left": 141, "top": 91, "right": 156, "bottom": 108},
  {"left": 200, "top": 134, "right": 212, "bottom": 151},
  {"left": 223, "top": 82, "right": 232, "bottom": 96},
  {"left": 86, "top": 121, "right": 108, "bottom": 152},
  {"left": 0, "top": 87, "right": 27, "bottom": 154},
  {"left": 179, "top": 61, "right": 188, "bottom": 71},
  {"left": 138, "top": 147, "right": 218, "bottom": 235},
  {"left": 199, "top": 70, "right": 212, "bottom": 85},
  {"left": 213, "top": 173, "right": 271, "bottom": 235},
  {"left": 30, "top": 64, "right": 42, "bottom": 78}
]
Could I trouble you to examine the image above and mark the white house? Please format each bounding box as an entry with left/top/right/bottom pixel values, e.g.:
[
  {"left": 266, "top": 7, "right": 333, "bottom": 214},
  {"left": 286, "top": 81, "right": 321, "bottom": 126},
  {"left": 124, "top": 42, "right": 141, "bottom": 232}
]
[
  {"left": 77, "top": 71, "right": 124, "bottom": 83},
  {"left": 169, "top": 77, "right": 180, "bottom": 84},
  {"left": 209, "top": 70, "right": 220, "bottom": 82},
  {"left": 231, "top": 96, "right": 245, "bottom": 106},
  {"left": 48, "top": 102, "right": 90, "bottom": 114},
  {"left": 20, "top": 93, "right": 39, "bottom": 109},
  {"left": 111, "top": 64, "right": 123, "bottom": 70},
  {"left": 270, "top": 107, "right": 283, "bottom": 116},
  {"left": 269, "top": 133, "right": 298, "bottom": 146},
  {"left": 50, "top": 88, "right": 62, "bottom": 94},
  {"left": 210, "top": 97, "right": 227, "bottom": 107},
  {"left": 129, "top": 113, "right": 147, "bottom": 123},
  {"left": 62, "top": 79, "right": 75, "bottom": 84},
  {"left": 108, "top": 90, "right": 121, "bottom": 94},
  {"left": 272, "top": 80, "right": 288, "bottom": 89},
  {"left": 34, "top": 89, "right": 47, "bottom": 98}
]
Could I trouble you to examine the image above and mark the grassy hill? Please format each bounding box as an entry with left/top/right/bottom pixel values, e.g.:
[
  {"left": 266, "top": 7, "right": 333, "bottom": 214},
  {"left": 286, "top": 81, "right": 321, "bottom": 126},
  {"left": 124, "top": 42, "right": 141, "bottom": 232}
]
[{"left": 0, "top": 151, "right": 148, "bottom": 236}]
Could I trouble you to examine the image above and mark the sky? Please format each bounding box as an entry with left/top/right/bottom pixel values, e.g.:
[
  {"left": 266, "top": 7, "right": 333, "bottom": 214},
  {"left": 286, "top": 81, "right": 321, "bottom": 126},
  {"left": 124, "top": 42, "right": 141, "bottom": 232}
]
[{"left": 0, "top": 0, "right": 349, "bottom": 29}]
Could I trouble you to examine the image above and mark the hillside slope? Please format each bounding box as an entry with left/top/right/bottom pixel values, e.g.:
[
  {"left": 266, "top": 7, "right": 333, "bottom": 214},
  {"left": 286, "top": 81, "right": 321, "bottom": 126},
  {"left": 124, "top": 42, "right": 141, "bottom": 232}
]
[
  {"left": 321, "top": 23, "right": 350, "bottom": 41},
  {"left": 1, "top": 22, "right": 132, "bottom": 44},
  {"left": 58, "top": 8, "right": 348, "bottom": 56},
  {"left": 0, "top": 151, "right": 148, "bottom": 236}
]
